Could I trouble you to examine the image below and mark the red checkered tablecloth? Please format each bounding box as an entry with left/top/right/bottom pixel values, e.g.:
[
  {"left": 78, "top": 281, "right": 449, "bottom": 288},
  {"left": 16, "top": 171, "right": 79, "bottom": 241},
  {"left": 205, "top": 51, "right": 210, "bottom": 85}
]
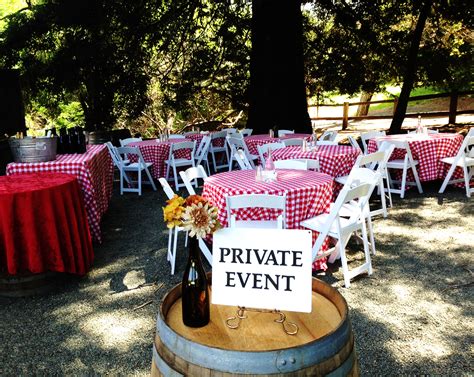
[
  {"left": 244, "top": 134, "right": 312, "bottom": 156},
  {"left": 367, "top": 133, "right": 464, "bottom": 182},
  {"left": 271, "top": 145, "right": 361, "bottom": 179},
  {"left": 202, "top": 169, "right": 334, "bottom": 271},
  {"left": 128, "top": 139, "right": 192, "bottom": 179},
  {"left": 6, "top": 145, "right": 113, "bottom": 243}
]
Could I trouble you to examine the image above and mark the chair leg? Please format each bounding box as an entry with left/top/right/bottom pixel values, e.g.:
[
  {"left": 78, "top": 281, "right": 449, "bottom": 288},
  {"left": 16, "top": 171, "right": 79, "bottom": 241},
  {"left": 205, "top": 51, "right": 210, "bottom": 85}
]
[
  {"left": 165, "top": 161, "right": 171, "bottom": 181},
  {"left": 463, "top": 165, "right": 471, "bottom": 197},
  {"left": 439, "top": 162, "right": 457, "bottom": 194},
  {"left": 385, "top": 172, "right": 393, "bottom": 208},
  {"left": 171, "top": 227, "right": 179, "bottom": 275},
  {"left": 145, "top": 167, "right": 157, "bottom": 191},
  {"left": 411, "top": 164, "right": 423, "bottom": 194},
  {"left": 120, "top": 169, "right": 124, "bottom": 195},
  {"left": 379, "top": 178, "right": 388, "bottom": 218},
  {"left": 338, "top": 238, "right": 351, "bottom": 288},
  {"left": 138, "top": 168, "right": 143, "bottom": 195},
  {"left": 400, "top": 165, "right": 408, "bottom": 199},
  {"left": 173, "top": 164, "right": 179, "bottom": 189},
  {"left": 366, "top": 215, "right": 376, "bottom": 255},
  {"left": 209, "top": 149, "right": 215, "bottom": 172},
  {"left": 167, "top": 228, "right": 172, "bottom": 261},
  {"left": 360, "top": 218, "right": 373, "bottom": 275}
]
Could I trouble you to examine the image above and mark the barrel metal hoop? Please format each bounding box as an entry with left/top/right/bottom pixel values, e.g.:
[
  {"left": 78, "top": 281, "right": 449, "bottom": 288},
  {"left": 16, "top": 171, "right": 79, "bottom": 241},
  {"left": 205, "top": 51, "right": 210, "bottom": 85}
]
[
  {"left": 152, "top": 345, "right": 183, "bottom": 377},
  {"left": 156, "top": 312, "right": 351, "bottom": 374},
  {"left": 325, "top": 346, "right": 356, "bottom": 377}
]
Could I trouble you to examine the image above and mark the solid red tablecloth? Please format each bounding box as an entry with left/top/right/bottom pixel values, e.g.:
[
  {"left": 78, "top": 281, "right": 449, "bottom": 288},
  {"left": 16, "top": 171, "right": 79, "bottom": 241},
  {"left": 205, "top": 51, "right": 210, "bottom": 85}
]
[{"left": 0, "top": 173, "right": 93, "bottom": 275}]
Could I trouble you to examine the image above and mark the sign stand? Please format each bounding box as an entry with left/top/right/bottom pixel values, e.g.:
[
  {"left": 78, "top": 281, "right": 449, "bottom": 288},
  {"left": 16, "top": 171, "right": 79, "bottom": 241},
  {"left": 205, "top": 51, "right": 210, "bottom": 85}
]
[{"left": 225, "top": 306, "right": 299, "bottom": 335}]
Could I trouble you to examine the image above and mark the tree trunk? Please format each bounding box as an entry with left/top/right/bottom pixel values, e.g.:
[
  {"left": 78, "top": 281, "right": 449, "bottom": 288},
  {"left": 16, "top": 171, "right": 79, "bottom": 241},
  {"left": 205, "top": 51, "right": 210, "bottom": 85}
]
[
  {"left": 356, "top": 91, "right": 373, "bottom": 116},
  {"left": 246, "top": 0, "right": 311, "bottom": 134},
  {"left": 389, "top": 0, "right": 432, "bottom": 134}
]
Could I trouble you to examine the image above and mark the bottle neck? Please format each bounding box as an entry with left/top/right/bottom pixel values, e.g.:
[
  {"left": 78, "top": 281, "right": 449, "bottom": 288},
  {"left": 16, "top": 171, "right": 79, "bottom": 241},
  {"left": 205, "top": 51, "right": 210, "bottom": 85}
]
[{"left": 188, "top": 237, "right": 200, "bottom": 259}]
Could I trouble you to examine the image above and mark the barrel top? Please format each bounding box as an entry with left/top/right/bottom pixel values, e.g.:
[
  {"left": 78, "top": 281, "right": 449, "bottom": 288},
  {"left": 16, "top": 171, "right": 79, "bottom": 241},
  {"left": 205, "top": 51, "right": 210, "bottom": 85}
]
[{"left": 163, "top": 278, "right": 345, "bottom": 352}]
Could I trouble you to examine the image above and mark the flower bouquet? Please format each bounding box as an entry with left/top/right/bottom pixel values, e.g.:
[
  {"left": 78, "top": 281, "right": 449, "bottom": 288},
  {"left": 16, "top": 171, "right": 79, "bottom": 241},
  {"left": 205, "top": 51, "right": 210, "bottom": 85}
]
[{"left": 163, "top": 194, "right": 220, "bottom": 327}]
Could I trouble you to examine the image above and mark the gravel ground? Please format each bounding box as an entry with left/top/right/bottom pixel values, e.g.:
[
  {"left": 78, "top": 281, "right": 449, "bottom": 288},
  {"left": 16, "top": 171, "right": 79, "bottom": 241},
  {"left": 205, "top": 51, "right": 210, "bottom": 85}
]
[{"left": 0, "top": 177, "right": 472, "bottom": 376}]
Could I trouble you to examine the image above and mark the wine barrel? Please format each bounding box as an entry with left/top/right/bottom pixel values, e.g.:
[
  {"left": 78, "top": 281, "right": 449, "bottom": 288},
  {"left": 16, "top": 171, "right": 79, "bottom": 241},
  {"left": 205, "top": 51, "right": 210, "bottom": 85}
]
[
  {"left": 152, "top": 277, "right": 359, "bottom": 376},
  {"left": 0, "top": 272, "right": 58, "bottom": 297}
]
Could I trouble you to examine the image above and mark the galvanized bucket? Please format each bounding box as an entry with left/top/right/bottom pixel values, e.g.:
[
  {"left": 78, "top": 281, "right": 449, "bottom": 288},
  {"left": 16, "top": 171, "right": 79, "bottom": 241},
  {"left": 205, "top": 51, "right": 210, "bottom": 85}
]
[{"left": 8, "top": 136, "right": 58, "bottom": 163}]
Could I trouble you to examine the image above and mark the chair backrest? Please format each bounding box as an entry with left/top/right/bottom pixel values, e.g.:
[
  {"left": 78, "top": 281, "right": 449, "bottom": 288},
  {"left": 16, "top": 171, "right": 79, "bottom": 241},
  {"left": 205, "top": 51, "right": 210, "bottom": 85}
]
[
  {"left": 195, "top": 136, "right": 212, "bottom": 165},
  {"left": 105, "top": 142, "right": 122, "bottom": 167},
  {"left": 179, "top": 165, "right": 208, "bottom": 195},
  {"left": 240, "top": 128, "right": 253, "bottom": 137},
  {"left": 274, "top": 159, "right": 308, "bottom": 170},
  {"left": 168, "top": 134, "right": 185, "bottom": 139},
  {"left": 222, "top": 128, "right": 237, "bottom": 134},
  {"left": 227, "top": 136, "right": 255, "bottom": 168},
  {"left": 257, "top": 142, "right": 286, "bottom": 165},
  {"left": 316, "top": 140, "right": 338, "bottom": 146},
  {"left": 407, "top": 129, "right": 439, "bottom": 134},
  {"left": 184, "top": 131, "right": 198, "bottom": 136},
  {"left": 311, "top": 179, "right": 377, "bottom": 261},
  {"left": 449, "top": 135, "right": 474, "bottom": 166},
  {"left": 377, "top": 139, "right": 416, "bottom": 164},
  {"left": 348, "top": 136, "right": 363, "bottom": 154},
  {"left": 120, "top": 137, "right": 142, "bottom": 147},
  {"left": 282, "top": 138, "right": 304, "bottom": 147},
  {"left": 292, "top": 158, "right": 320, "bottom": 171},
  {"left": 320, "top": 130, "right": 338, "bottom": 142},
  {"left": 233, "top": 147, "right": 254, "bottom": 170},
  {"left": 168, "top": 141, "right": 196, "bottom": 164},
  {"left": 226, "top": 194, "right": 287, "bottom": 229},
  {"left": 116, "top": 146, "right": 147, "bottom": 167},
  {"left": 360, "top": 131, "right": 386, "bottom": 154},
  {"left": 211, "top": 130, "right": 228, "bottom": 140},
  {"left": 278, "top": 129, "right": 295, "bottom": 137},
  {"left": 158, "top": 177, "right": 175, "bottom": 200}
]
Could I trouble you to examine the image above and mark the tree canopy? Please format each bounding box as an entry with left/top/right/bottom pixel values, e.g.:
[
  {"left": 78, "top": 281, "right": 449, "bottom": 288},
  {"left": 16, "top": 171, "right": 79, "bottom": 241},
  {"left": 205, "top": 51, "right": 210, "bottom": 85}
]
[{"left": 0, "top": 0, "right": 471, "bottom": 133}]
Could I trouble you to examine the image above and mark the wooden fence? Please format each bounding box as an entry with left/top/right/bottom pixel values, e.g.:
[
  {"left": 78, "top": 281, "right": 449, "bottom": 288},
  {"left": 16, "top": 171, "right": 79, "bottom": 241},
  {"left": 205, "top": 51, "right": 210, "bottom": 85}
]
[{"left": 308, "top": 91, "right": 474, "bottom": 129}]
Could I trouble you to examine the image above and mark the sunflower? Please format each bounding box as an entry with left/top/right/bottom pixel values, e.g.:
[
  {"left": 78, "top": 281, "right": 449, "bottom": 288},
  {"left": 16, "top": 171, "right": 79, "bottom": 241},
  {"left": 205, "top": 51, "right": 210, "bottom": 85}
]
[{"left": 182, "top": 202, "right": 220, "bottom": 238}]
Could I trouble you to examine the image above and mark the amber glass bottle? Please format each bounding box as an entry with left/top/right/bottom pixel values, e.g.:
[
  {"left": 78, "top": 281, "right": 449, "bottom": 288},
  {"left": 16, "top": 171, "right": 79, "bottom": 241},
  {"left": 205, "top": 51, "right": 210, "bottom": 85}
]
[{"left": 181, "top": 237, "right": 210, "bottom": 327}]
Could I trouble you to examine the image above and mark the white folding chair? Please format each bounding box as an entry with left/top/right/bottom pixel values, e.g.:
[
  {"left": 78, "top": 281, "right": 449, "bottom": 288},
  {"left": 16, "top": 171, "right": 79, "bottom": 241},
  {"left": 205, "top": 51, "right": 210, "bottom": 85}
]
[
  {"left": 227, "top": 136, "right": 257, "bottom": 170},
  {"left": 381, "top": 140, "right": 423, "bottom": 198},
  {"left": 105, "top": 142, "right": 131, "bottom": 185},
  {"left": 231, "top": 145, "right": 254, "bottom": 170},
  {"left": 407, "top": 129, "right": 439, "bottom": 134},
  {"left": 184, "top": 131, "right": 198, "bottom": 137},
  {"left": 116, "top": 146, "right": 157, "bottom": 195},
  {"left": 158, "top": 178, "right": 188, "bottom": 275},
  {"left": 291, "top": 158, "right": 320, "bottom": 171},
  {"left": 168, "top": 134, "right": 186, "bottom": 139},
  {"left": 226, "top": 194, "right": 287, "bottom": 229},
  {"left": 165, "top": 141, "right": 196, "bottom": 189},
  {"left": 257, "top": 142, "right": 286, "bottom": 166},
  {"left": 320, "top": 130, "right": 338, "bottom": 142},
  {"left": 282, "top": 138, "right": 304, "bottom": 147},
  {"left": 209, "top": 130, "right": 230, "bottom": 172},
  {"left": 439, "top": 133, "right": 474, "bottom": 197},
  {"left": 195, "top": 135, "right": 212, "bottom": 176},
  {"left": 316, "top": 140, "right": 338, "bottom": 146},
  {"left": 278, "top": 129, "right": 295, "bottom": 137},
  {"left": 240, "top": 128, "right": 253, "bottom": 137},
  {"left": 336, "top": 142, "right": 395, "bottom": 218},
  {"left": 179, "top": 165, "right": 208, "bottom": 196},
  {"left": 360, "top": 130, "right": 386, "bottom": 154},
  {"left": 274, "top": 159, "right": 308, "bottom": 170},
  {"left": 119, "top": 137, "right": 142, "bottom": 146},
  {"left": 348, "top": 136, "right": 363, "bottom": 154},
  {"left": 301, "top": 179, "right": 378, "bottom": 288}
]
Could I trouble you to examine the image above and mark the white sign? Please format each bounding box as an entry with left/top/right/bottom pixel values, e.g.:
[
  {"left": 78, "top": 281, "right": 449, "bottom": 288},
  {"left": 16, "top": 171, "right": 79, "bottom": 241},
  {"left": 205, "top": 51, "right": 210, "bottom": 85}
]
[{"left": 212, "top": 228, "right": 313, "bottom": 313}]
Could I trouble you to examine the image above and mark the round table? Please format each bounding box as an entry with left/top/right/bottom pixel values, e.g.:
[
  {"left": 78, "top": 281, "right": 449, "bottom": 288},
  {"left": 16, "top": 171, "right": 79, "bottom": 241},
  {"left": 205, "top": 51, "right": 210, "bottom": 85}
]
[
  {"left": 271, "top": 145, "right": 361, "bottom": 179},
  {"left": 244, "top": 134, "right": 312, "bottom": 155},
  {"left": 202, "top": 169, "right": 334, "bottom": 270},
  {"left": 128, "top": 139, "right": 192, "bottom": 179},
  {"left": 0, "top": 173, "right": 93, "bottom": 276},
  {"left": 367, "top": 133, "right": 463, "bottom": 182}
]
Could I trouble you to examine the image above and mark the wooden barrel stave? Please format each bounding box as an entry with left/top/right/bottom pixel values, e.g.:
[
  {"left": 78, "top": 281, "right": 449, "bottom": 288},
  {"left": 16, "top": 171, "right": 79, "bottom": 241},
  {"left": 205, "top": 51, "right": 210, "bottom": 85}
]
[{"left": 152, "top": 278, "right": 359, "bottom": 376}]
